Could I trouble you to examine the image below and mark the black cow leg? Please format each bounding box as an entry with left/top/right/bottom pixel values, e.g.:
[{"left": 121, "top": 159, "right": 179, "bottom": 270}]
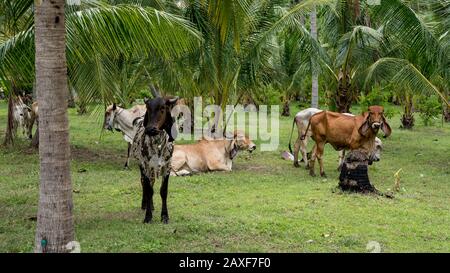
[
  {"left": 143, "top": 181, "right": 154, "bottom": 223},
  {"left": 140, "top": 169, "right": 147, "bottom": 210},
  {"left": 160, "top": 174, "right": 170, "bottom": 224},
  {"left": 140, "top": 168, "right": 154, "bottom": 223}
]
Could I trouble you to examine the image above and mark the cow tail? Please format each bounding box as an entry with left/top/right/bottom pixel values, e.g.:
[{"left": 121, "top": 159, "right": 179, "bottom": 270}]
[
  {"left": 301, "top": 119, "right": 311, "bottom": 141},
  {"left": 288, "top": 117, "right": 296, "bottom": 154}
]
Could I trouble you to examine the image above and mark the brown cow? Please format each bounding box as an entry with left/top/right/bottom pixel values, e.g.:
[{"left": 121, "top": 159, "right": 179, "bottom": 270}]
[
  {"left": 170, "top": 131, "right": 256, "bottom": 176},
  {"left": 305, "top": 106, "right": 391, "bottom": 177}
]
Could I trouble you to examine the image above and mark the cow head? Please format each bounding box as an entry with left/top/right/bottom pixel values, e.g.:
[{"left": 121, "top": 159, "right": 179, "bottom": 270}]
[
  {"left": 143, "top": 96, "right": 178, "bottom": 141},
  {"left": 358, "top": 106, "right": 391, "bottom": 138},
  {"left": 12, "top": 97, "right": 26, "bottom": 124},
  {"left": 228, "top": 131, "right": 257, "bottom": 159},
  {"left": 104, "top": 103, "right": 119, "bottom": 131}
]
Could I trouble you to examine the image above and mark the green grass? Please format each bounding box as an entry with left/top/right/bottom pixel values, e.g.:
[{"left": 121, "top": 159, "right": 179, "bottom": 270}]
[{"left": 0, "top": 101, "right": 449, "bottom": 253}]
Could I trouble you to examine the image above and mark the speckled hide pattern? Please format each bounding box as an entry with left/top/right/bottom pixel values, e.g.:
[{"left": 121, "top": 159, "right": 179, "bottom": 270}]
[{"left": 132, "top": 118, "right": 174, "bottom": 180}]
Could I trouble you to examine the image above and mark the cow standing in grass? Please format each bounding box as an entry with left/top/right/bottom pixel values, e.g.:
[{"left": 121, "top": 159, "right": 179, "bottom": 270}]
[
  {"left": 305, "top": 106, "right": 391, "bottom": 177},
  {"left": 104, "top": 104, "right": 146, "bottom": 168},
  {"left": 288, "top": 108, "right": 383, "bottom": 170},
  {"left": 132, "top": 96, "right": 178, "bottom": 224}
]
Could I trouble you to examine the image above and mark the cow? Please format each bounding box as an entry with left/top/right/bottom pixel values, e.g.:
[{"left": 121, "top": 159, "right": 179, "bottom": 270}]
[
  {"left": 104, "top": 103, "right": 146, "bottom": 168},
  {"left": 288, "top": 108, "right": 322, "bottom": 168},
  {"left": 131, "top": 96, "right": 178, "bottom": 224},
  {"left": 305, "top": 106, "right": 391, "bottom": 177},
  {"left": 170, "top": 131, "right": 256, "bottom": 176},
  {"left": 11, "top": 96, "right": 33, "bottom": 139},
  {"left": 288, "top": 108, "right": 383, "bottom": 170}
]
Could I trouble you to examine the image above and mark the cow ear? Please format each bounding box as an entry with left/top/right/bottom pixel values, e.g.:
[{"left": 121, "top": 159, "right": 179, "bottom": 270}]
[
  {"left": 229, "top": 140, "right": 238, "bottom": 160},
  {"left": 381, "top": 116, "right": 392, "bottom": 138},
  {"left": 143, "top": 110, "right": 149, "bottom": 127},
  {"left": 144, "top": 97, "right": 149, "bottom": 104},
  {"left": 112, "top": 103, "right": 117, "bottom": 111},
  {"left": 163, "top": 114, "right": 176, "bottom": 142},
  {"left": 358, "top": 119, "right": 370, "bottom": 137}
]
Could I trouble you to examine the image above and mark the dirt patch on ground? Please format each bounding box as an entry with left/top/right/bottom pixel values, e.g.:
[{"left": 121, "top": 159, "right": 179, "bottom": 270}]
[
  {"left": 70, "top": 145, "right": 124, "bottom": 164},
  {"left": 233, "top": 163, "right": 281, "bottom": 174}
]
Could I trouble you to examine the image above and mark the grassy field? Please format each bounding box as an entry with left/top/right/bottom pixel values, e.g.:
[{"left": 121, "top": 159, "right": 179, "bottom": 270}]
[{"left": 0, "top": 101, "right": 449, "bottom": 253}]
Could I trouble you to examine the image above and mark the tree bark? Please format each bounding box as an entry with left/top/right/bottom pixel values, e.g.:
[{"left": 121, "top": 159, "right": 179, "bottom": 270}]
[
  {"left": 281, "top": 100, "right": 290, "bottom": 116},
  {"left": 310, "top": 6, "right": 319, "bottom": 108},
  {"left": 3, "top": 93, "right": 16, "bottom": 146},
  {"left": 444, "top": 105, "right": 450, "bottom": 123},
  {"left": 335, "top": 70, "right": 352, "bottom": 113},
  {"left": 400, "top": 96, "right": 414, "bottom": 129},
  {"left": 34, "top": 0, "right": 74, "bottom": 253}
]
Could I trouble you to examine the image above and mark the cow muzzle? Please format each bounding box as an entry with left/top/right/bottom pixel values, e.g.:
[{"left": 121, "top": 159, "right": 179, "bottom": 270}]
[
  {"left": 372, "top": 122, "right": 381, "bottom": 129},
  {"left": 248, "top": 144, "right": 256, "bottom": 153},
  {"left": 145, "top": 127, "right": 159, "bottom": 136}
]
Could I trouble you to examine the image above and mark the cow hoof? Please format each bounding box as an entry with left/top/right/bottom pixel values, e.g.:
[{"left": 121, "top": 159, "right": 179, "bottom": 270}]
[
  {"left": 293, "top": 161, "right": 300, "bottom": 168},
  {"left": 161, "top": 216, "right": 169, "bottom": 224},
  {"left": 143, "top": 217, "right": 153, "bottom": 224},
  {"left": 320, "top": 172, "right": 327, "bottom": 178},
  {"left": 309, "top": 171, "right": 316, "bottom": 177}
]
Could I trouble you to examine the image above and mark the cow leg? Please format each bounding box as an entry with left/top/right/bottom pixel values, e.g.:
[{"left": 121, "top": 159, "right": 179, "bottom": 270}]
[
  {"left": 140, "top": 168, "right": 154, "bottom": 223},
  {"left": 140, "top": 173, "right": 147, "bottom": 210},
  {"left": 124, "top": 143, "right": 131, "bottom": 169},
  {"left": 301, "top": 137, "right": 309, "bottom": 169},
  {"left": 338, "top": 150, "right": 345, "bottom": 171},
  {"left": 316, "top": 142, "right": 326, "bottom": 177},
  {"left": 308, "top": 144, "right": 317, "bottom": 177},
  {"left": 293, "top": 135, "right": 301, "bottom": 168},
  {"left": 160, "top": 174, "right": 170, "bottom": 224}
]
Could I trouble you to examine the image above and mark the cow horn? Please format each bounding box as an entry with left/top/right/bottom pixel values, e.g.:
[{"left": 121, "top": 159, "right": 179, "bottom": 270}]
[
  {"left": 149, "top": 84, "right": 161, "bottom": 98},
  {"left": 168, "top": 96, "right": 179, "bottom": 104}
]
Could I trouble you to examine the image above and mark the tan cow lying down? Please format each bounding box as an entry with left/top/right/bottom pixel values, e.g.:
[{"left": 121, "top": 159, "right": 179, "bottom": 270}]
[{"left": 170, "top": 132, "right": 256, "bottom": 176}]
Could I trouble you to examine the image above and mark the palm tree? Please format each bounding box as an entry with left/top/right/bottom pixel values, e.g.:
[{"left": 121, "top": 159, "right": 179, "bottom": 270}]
[
  {"left": 363, "top": 0, "right": 450, "bottom": 127},
  {"left": 34, "top": 0, "right": 74, "bottom": 253},
  {"left": 0, "top": 0, "right": 33, "bottom": 145},
  {"left": 0, "top": 1, "right": 201, "bottom": 144},
  {"left": 310, "top": 4, "right": 319, "bottom": 108}
]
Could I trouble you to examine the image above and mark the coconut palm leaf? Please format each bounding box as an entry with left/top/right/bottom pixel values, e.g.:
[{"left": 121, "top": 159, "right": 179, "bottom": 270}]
[{"left": 365, "top": 57, "right": 449, "bottom": 107}]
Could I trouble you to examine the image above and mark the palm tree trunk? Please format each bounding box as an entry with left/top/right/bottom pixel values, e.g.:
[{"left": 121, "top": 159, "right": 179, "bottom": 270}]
[
  {"left": 401, "top": 96, "right": 415, "bottom": 129},
  {"left": 310, "top": 6, "right": 319, "bottom": 108},
  {"left": 34, "top": 0, "right": 74, "bottom": 253},
  {"left": 444, "top": 105, "right": 450, "bottom": 123},
  {"left": 3, "top": 92, "right": 16, "bottom": 146},
  {"left": 282, "top": 99, "right": 290, "bottom": 116}
]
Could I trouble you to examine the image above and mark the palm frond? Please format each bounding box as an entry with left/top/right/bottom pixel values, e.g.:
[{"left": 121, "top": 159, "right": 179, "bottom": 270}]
[{"left": 365, "top": 57, "right": 449, "bottom": 106}]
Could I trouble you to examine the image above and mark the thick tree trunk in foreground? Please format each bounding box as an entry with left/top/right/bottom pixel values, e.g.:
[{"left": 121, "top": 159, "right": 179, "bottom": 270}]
[
  {"left": 34, "top": 0, "right": 74, "bottom": 253},
  {"left": 310, "top": 6, "right": 319, "bottom": 108}
]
